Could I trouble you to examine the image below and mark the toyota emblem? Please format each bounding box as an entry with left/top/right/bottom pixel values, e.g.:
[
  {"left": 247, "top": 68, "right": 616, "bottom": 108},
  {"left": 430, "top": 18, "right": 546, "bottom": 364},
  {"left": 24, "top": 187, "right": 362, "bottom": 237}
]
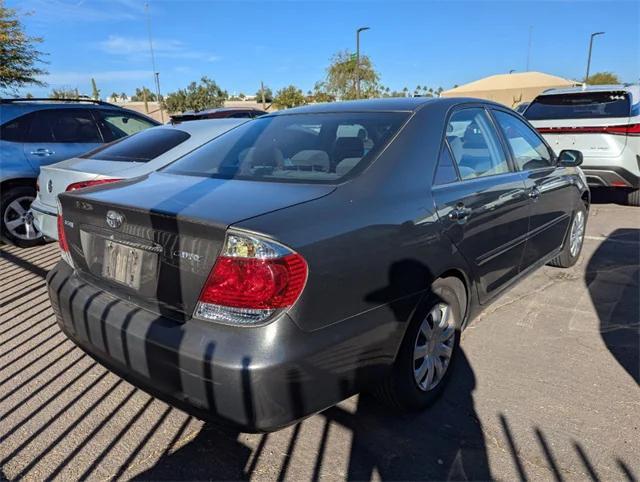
[
  {"left": 47, "top": 179, "right": 53, "bottom": 193},
  {"left": 106, "top": 210, "right": 124, "bottom": 229}
]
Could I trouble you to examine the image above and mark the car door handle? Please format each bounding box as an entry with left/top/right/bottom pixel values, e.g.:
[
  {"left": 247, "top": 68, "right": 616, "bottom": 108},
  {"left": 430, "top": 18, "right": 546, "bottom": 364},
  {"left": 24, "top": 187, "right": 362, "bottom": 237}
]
[
  {"left": 449, "top": 204, "right": 470, "bottom": 222},
  {"left": 528, "top": 187, "right": 540, "bottom": 200},
  {"left": 30, "top": 148, "right": 55, "bottom": 156}
]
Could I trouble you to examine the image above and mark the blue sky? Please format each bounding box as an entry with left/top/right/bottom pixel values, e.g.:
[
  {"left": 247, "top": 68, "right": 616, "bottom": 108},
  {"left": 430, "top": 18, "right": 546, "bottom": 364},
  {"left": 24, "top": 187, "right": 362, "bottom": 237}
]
[{"left": 12, "top": 0, "right": 640, "bottom": 98}]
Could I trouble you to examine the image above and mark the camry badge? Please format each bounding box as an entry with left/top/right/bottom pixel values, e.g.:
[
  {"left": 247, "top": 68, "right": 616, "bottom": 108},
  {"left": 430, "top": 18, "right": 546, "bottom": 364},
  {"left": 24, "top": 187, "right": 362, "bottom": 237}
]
[{"left": 106, "top": 210, "right": 124, "bottom": 229}]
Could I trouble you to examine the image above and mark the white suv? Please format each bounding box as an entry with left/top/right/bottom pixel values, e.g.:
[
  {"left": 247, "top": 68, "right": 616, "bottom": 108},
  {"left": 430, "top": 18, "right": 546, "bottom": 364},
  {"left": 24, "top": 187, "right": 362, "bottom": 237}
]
[{"left": 524, "top": 85, "right": 640, "bottom": 206}]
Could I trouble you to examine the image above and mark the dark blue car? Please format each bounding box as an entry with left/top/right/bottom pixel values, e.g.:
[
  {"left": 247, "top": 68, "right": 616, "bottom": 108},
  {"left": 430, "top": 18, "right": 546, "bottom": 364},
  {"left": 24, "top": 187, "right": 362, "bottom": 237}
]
[{"left": 0, "top": 98, "right": 158, "bottom": 246}]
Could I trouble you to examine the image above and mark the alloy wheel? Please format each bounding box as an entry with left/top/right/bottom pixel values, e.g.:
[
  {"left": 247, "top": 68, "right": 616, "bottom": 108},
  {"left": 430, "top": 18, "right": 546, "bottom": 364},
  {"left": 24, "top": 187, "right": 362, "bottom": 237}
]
[
  {"left": 3, "top": 195, "right": 42, "bottom": 241},
  {"left": 413, "top": 302, "right": 455, "bottom": 392},
  {"left": 569, "top": 210, "right": 585, "bottom": 257}
]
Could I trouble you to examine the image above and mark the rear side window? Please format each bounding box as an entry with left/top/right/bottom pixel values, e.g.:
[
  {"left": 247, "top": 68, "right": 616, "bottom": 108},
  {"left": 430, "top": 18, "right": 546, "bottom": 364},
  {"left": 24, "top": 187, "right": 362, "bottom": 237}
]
[
  {"left": 0, "top": 113, "right": 31, "bottom": 142},
  {"left": 25, "top": 109, "right": 102, "bottom": 143},
  {"left": 162, "top": 112, "right": 409, "bottom": 184},
  {"left": 446, "top": 108, "right": 510, "bottom": 180},
  {"left": 95, "top": 110, "right": 157, "bottom": 141},
  {"left": 525, "top": 92, "right": 631, "bottom": 120},
  {"left": 493, "top": 110, "right": 553, "bottom": 170},
  {"left": 82, "top": 128, "right": 190, "bottom": 162},
  {"left": 434, "top": 143, "right": 459, "bottom": 185}
]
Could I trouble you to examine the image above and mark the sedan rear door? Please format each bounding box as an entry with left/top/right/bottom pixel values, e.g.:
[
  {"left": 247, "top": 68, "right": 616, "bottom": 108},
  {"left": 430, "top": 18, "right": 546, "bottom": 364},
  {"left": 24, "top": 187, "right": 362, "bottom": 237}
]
[{"left": 432, "top": 107, "right": 530, "bottom": 304}]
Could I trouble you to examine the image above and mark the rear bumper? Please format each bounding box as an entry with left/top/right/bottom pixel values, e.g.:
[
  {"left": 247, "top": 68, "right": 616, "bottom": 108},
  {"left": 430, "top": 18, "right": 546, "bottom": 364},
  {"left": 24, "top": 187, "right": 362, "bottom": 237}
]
[
  {"left": 47, "top": 261, "right": 401, "bottom": 432},
  {"left": 581, "top": 166, "right": 640, "bottom": 189},
  {"left": 30, "top": 199, "right": 58, "bottom": 240}
]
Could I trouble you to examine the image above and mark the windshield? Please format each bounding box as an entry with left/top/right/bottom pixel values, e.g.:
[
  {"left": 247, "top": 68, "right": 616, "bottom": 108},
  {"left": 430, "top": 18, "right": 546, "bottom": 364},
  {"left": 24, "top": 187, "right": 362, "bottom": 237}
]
[
  {"left": 162, "top": 112, "right": 409, "bottom": 183},
  {"left": 82, "top": 128, "right": 191, "bottom": 162},
  {"left": 524, "top": 92, "right": 631, "bottom": 120}
]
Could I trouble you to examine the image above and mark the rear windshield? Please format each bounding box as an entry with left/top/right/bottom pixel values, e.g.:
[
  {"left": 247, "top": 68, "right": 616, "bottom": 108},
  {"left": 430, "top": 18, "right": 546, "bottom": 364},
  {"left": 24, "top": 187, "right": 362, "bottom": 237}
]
[
  {"left": 162, "top": 112, "right": 409, "bottom": 183},
  {"left": 82, "top": 128, "right": 190, "bottom": 162},
  {"left": 524, "top": 92, "right": 631, "bottom": 120}
]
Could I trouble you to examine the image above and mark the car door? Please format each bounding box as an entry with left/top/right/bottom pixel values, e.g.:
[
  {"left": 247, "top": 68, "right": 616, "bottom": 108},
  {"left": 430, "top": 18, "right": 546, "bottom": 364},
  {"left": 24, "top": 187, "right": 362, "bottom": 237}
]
[
  {"left": 432, "top": 107, "right": 530, "bottom": 303},
  {"left": 491, "top": 109, "right": 575, "bottom": 270},
  {"left": 23, "top": 108, "right": 104, "bottom": 170}
]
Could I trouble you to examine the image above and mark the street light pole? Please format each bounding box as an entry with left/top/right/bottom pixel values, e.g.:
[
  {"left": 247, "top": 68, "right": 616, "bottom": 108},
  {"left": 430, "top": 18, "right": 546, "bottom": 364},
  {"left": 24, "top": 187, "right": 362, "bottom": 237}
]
[
  {"left": 146, "top": 2, "right": 164, "bottom": 122},
  {"left": 356, "top": 26, "right": 370, "bottom": 99},
  {"left": 585, "top": 31, "right": 605, "bottom": 84}
]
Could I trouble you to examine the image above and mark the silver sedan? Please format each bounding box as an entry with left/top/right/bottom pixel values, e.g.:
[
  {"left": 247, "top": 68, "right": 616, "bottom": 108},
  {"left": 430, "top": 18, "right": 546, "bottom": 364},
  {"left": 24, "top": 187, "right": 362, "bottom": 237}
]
[{"left": 31, "top": 118, "right": 248, "bottom": 240}]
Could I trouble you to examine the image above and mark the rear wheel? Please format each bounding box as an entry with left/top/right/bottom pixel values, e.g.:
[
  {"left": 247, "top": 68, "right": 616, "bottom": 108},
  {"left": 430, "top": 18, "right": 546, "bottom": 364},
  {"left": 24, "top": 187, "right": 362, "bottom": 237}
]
[
  {"left": 1, "top": 186, "right": 45, "bottom": 248},
  {"left": 374, "top": 277, "right": 465, "bottom": 411},
  {"left": 548, "top": 203, "right": 586, "bottom": 268},
  {"left": 624, "top": 188, "right": 640, "bottom": 207}
]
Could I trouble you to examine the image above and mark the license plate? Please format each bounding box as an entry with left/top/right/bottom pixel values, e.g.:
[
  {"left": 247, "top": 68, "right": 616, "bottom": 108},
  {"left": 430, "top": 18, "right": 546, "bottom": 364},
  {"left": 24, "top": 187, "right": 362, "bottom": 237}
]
[{"left": 102, "top": 240, "right": 145, "bottom": 289}]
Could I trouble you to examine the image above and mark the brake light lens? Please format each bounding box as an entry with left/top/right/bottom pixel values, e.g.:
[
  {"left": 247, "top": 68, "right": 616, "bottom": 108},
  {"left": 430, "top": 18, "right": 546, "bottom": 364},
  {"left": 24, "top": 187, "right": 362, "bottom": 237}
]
[
  {"left": 536, "top": 123, "right": 640, "bottom": 136},
  {"left": 56, "top": 202, "right": 74, "bottom": 267},
  {"left": 194, "top": 232, "right": 308, "bottom": 325},
  {"left": 66, "top": 178, "right": 123, "bottom": 191}
]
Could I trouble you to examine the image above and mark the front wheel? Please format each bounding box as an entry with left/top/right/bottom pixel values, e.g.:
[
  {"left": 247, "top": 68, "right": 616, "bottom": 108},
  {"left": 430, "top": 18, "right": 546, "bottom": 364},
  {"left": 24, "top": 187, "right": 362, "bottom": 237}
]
[
  {"left": 548, "top": 203, "right": 587, "bottom": 268},
  {"left": 374, "top": 277, "right": 466, "bottom": 411},
  {"left": 1, "top": 186, "right": 45, "bottom": 248}
]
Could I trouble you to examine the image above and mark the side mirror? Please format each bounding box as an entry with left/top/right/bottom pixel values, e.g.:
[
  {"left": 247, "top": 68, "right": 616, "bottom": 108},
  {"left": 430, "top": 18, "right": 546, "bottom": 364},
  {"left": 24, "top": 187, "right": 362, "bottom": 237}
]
[{"left": 557, "top": 149, "right": 583, "bottom": 167}]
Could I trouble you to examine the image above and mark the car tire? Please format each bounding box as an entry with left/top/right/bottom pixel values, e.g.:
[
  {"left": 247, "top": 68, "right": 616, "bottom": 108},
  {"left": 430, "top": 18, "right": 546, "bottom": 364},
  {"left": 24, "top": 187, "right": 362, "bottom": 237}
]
[
  {"left": 1, "top": 185, "right": 45, "bottom": 248},
  {"left": 373, "top": 276, "right": 466, "bottom": 411},
  {"left": 547, "top": 203, "right": 587, "bottom": 268},
  {"left": 624, "top": 188, "right": 640, "bottom": 207}
]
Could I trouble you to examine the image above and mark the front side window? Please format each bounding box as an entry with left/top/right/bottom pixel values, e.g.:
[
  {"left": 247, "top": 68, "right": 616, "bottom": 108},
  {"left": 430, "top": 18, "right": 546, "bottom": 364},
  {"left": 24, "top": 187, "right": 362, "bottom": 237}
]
[
  {"left": 95, "top": 110, "right": 157, "bottom": 141},
  {"left": 445, "top": 108, "right": 510, "bottom": 180},
  {"left": 493, "top": 110, "right": 552, "bottom": 170},
  {"left": 524, "top": 92, "right": 631, "bottom": 120},
  {"left": 81, "top": 127, "right": 191, "bottom": 162},
  {"left": 162, "top": 112, "right": 409, "bottom": 183}
]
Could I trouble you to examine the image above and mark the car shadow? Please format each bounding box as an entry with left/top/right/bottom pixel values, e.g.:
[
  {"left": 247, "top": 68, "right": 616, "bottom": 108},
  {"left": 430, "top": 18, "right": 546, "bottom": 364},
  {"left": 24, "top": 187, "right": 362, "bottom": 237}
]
[{"left": 585, "top": 228, "right": 640, "bottom": 384}]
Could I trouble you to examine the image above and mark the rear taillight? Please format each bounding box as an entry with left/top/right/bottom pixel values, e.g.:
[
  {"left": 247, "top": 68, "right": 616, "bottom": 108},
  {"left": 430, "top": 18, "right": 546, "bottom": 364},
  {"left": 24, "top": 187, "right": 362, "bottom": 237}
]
[
  {"left": 66, "top": 178, "right": 123, "bottom": 191},
  {"left": 194, "top": 232, "right": 308, "bottom": 325},
  {"left": 56, "top": 202, "right": 74, "bottom": 267},
  {"left": 536, "top": 123, "right": 640, "bottom": 136}
]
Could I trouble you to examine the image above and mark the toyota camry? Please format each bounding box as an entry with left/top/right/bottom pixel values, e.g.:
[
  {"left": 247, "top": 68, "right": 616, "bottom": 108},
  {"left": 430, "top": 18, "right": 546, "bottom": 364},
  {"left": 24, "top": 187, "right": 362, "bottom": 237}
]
[{"left": 48, "top": 98, "right": 589, "bottom": 432}]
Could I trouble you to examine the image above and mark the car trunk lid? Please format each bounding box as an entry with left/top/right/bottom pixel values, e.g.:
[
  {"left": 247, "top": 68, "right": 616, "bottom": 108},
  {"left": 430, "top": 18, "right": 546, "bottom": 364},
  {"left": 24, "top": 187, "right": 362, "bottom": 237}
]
[{"left": 58, "top": 172, "right": 334, "bottom": 320}]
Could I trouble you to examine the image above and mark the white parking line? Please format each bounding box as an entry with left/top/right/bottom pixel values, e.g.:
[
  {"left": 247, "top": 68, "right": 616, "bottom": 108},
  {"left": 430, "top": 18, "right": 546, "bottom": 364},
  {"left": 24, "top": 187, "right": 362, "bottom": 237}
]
[{"left": 584, "top": 235, "right": 639, "bottom": 245}]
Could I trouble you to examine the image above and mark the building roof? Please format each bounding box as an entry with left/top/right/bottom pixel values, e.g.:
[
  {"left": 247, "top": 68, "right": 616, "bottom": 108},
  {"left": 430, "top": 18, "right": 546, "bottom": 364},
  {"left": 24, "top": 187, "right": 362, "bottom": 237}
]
[{"left": 442, "top": 72, "right": 576, "bottom": 94}]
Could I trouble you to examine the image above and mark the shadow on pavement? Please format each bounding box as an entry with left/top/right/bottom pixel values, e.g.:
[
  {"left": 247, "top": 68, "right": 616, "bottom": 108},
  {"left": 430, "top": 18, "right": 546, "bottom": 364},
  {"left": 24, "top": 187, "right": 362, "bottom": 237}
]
[{"left": 585, "top": 228, "right": 640, "bottom": 384}]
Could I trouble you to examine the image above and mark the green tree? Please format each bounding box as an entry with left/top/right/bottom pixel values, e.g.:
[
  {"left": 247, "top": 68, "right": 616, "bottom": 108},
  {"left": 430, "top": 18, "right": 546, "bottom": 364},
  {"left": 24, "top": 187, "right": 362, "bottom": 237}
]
[
  {"left": 90, "top": 78, "right": 100, "bottom": 100},
  {"left": 163, "top": 76, "right": 227, "bottom": 113},
  {"left": 50, "top": 87, "right": 79, "bottom": 99},
  {"left": 131, "top": 86, "right": 156, "bottom": 102},
  {"left": 119, "top": 92, "right": 127, "bottom": 102},
  {"left": 585, "top": 71, "right": 620, "bottom": 85},
  {"left": 0, "top": 1, "right": 47, "bottom": 92},
  {"left": 256, "top": 86, "right": 273, "bottom": 104},
  {"left": 318, "top": 50, "right": 380, "bottom": 100},
  {"left": 311, "top": 81, "right": 336, "bottom": 103},
  {"left": 273, "top": 85, "right": 306, "bottom": 109}
]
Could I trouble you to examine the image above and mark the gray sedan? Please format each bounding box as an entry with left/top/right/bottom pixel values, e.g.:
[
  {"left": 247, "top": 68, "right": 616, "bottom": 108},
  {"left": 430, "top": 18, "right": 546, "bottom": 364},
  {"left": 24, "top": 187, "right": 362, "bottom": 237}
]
[{"left": 31, "top": 118, "right": 247, "bottom": 240}]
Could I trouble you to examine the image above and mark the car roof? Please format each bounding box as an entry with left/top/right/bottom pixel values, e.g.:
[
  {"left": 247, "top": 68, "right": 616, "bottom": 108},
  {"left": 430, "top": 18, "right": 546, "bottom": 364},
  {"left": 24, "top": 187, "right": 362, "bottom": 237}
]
[
  {"left": 0, "top": 99, "right": 159, "bottom": 125},
  {"left": 538, "top": 84, "right": 640, "bottom": 104},
  {"left": 149, "top": 117, "right": 248, "bottom": 142},
  {"left": 267, "top": 97, "right": 503, "bottom": 115}
]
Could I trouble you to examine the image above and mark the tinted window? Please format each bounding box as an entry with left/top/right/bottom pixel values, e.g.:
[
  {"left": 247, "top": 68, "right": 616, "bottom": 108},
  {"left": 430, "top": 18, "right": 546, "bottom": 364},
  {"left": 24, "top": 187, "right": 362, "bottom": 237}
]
[
  {"left": 82, "top": 128, "right": 190, "bottom": 162},
  {"left": 494, "top": 110, "right": 552, "bottom": 170},
  {"left": 446, "top": 108, "right": 510, "bottom": 180},
  {"left": 163, "top": 112, "right": 409, "bottom": 183},
  {"left": 434, "top": 143, "right": 458, "bottom": 185},
  {"left": 229, "top": 112, "right": 252, "bottom": 118},
  {"left": 95, "top": 110, "right": 156, "bottom": 142},
  {"left": 0, "top": 113, "right": 31, "bottom": 142},
  {"left": 26, "top": 109, "right": 102, "bottom": 143},
  {"left": 524, "top": 92, "right": 631, "bottom": 120}
]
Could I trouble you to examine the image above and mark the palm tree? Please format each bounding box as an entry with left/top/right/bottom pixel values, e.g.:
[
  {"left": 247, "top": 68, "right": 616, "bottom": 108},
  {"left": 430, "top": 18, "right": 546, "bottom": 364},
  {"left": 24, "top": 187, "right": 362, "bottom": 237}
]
[
  {"left": 119, "top": 92, "right": 127, "bottom": 102},
  {"left": 110, "top": 92, "right": 119, "bottom": 102}
]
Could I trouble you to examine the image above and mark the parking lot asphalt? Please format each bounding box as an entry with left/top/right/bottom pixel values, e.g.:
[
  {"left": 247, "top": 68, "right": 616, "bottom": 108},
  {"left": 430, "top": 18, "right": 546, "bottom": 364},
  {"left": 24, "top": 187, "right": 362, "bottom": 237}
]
[{"left": 0, "top": 202, "right": 638, "bottom": 481}]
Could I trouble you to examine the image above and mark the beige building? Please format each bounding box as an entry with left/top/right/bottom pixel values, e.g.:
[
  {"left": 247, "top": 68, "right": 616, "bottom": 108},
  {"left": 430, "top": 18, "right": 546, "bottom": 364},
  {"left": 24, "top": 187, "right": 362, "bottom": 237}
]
[{"left": 440, "top": 71, "right": 578, "bottom": 107}]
